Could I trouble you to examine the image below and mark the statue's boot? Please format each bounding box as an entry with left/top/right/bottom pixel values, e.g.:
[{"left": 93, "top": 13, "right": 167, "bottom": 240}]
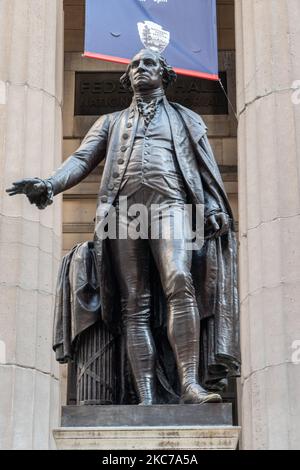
[
  {"left": 167, "top": 295, "right": 222, "bottom": 404},
  {"left": 180, "top": 383, "right": 222, "bottom": 404},
  {"left": 124, "top": 309, "right": 157, "bottom": 405},
  {"left": 136, "top": 376, "right": 156, "bottom": 405}
]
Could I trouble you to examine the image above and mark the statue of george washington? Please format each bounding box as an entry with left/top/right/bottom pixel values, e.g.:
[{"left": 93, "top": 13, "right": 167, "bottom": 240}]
[{"left": 7, "top": 49, "right": 240, "bottom": 405}]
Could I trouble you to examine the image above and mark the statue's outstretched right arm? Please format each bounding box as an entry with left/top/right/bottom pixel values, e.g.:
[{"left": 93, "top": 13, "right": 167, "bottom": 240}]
[{"left": 6, "top": 114, "right": 110, "bottom": 209}]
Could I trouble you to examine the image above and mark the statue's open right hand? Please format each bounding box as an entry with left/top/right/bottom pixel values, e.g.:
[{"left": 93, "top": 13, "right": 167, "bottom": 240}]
[{"left": 6, "top": 178, "right": 48, "bottom": 205}]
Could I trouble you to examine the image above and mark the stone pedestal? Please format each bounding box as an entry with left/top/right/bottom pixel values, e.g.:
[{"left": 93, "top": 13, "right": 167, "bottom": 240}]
[
  {"left": 0, "top": 0, "right": 63, "bottom": 449},
  {"left": 235, "top": 0, "right": 300, "bottom": 450},
  {"left": 53, "top": 426, "right": 240, "bottom": 450},
  {"left": 53, "top": 404, "right": 240, "bottom": 450}
]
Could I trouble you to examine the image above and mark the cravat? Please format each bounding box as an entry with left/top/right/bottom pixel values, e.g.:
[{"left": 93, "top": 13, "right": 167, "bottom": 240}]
[{"left": 136, "top": 97, "right": 159, "bottom": 127}]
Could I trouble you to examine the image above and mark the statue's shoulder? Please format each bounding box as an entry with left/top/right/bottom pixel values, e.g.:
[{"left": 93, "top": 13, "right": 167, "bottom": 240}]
[
  {"left": 107, "top": 107, "right": 130, "bottom": 126},
  {"left": 105, "top": 109, "right": 124, "bottom": 123},
  {"left": 169, "top": 101, "right": 207, "bottom": 130},
  {"left": 92, "top": 109, "right": 126, "bottom": 131}
]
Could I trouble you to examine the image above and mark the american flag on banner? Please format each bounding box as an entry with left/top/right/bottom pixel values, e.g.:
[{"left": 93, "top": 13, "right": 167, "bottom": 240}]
[{"left": 84, "top": 0, "right": 219, "bottom": 80}]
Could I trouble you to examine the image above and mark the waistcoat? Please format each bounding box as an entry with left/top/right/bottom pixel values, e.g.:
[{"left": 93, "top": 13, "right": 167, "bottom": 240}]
[{"left": 119, "top": 100, "right": 186, "bottom": 199}]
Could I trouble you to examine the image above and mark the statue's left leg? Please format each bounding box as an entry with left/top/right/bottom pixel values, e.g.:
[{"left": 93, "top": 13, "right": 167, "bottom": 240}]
[{"left": 149, "top": 203, "right": 221, "bottom": 404}]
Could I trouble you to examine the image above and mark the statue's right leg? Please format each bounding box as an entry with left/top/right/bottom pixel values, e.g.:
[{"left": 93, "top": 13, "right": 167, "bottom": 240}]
[{"left": 109, "top": 237, "right": 156, "bottom": 405}]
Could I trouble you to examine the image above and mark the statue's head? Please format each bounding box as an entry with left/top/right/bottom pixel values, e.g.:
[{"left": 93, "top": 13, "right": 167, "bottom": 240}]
[{"left": 120, "top": 49, "right": 177, "bottom": 93}]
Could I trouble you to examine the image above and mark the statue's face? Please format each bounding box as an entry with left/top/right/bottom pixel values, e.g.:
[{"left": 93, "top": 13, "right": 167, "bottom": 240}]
[{"left": 129, "top": 50, "right": 163, "bottom": 92}]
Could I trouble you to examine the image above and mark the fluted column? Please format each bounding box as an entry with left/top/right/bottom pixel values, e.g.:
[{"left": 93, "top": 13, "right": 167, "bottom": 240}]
[
  {"left": 235, "top": 0, "right": 300, "bottom": 449},
  {"left": 0, "top": 0, "right": 63, "bottom": 449}
]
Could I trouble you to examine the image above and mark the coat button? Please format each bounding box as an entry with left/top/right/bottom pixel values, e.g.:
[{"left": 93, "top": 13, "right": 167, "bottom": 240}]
[
  {"left": 117, "top": 158, "right": 125, "bottom": 165},
  {"left": 101, "top": 195, "right": 108, "bottom": 203},
  {"left": 113, "top": 171, "right": 119, "bottom": 178},
  {"left": 108, "top": 184, "right": 114, "bottom": 190},
  {"left": 122, "top": 133, "right": 129, "bottom": 140},
  {"left": 120, "top": 146, "right": 127, "bottom": 152},
  {"left": 127, "top": 123, "right": 133, "bottom": 128}
]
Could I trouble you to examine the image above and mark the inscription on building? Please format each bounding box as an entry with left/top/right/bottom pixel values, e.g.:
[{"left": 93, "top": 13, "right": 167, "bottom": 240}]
[{"left": 75, "top": 71, "right": 228, "bottom": 116}]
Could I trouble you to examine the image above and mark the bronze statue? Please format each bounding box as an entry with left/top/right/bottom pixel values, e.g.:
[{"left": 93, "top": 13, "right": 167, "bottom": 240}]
[{"left": 7, "top": 49, "right": 240, "bottom": 405}]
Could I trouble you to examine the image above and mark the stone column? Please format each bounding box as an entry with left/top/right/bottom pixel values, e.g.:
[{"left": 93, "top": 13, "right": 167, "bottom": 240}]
[
  {"left": 235, "top": 0, "right": 300, "bottom": 449},
  {"left": 0, "top": 0, "right": 63, "bottom": 449}
]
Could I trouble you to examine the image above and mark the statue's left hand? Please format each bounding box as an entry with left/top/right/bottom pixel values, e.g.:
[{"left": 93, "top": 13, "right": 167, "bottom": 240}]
[{"left": 206, "top": 212, "right": 230, "bottom": 238}]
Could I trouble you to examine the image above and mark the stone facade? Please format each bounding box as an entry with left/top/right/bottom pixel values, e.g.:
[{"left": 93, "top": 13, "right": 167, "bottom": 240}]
[
  {"left": 0, "top": 0, "right": 63, "bottom": 449},
  {"left": 1, "top": 0, "right": 300, "bottom": 450},
  {"left": 235, "top": 0, "right": 300, "bottom": 450}
]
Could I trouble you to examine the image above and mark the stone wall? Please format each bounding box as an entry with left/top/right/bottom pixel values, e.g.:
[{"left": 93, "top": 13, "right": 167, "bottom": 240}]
[
  {"left": 0, "top": 0, "right": 63, "bottom": 449},
  {"left": 235, "top": 0, "right": 300, "bottom": 450}
]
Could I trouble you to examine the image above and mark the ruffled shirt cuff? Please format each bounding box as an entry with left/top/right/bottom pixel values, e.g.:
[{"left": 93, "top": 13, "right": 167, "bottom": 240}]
[{"left": 35, "top": 179, "right": 54, "bottom": 209}]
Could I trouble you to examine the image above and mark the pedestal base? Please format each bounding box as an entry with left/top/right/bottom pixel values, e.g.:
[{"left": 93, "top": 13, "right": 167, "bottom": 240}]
[
  {"left": 53, "top": 426, "right": 240, "bottom": 450},
  {"left": 53, "top": 405, "right": 240, "bottom": 450}
]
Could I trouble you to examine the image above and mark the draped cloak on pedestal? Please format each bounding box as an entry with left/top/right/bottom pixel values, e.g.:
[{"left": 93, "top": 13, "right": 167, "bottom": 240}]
[{"left": 52, "top": 100, "right": 240, "bottom": 404}]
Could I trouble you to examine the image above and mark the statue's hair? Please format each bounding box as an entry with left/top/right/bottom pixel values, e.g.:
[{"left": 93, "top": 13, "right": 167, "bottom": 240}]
[{"left": 120, "top": 49, "right": 177, "bottom": 90}]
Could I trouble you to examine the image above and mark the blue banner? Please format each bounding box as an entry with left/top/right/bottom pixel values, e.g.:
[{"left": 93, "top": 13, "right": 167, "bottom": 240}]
[{"left": 84, "top": 0, "right": 219, "bottom": 80}]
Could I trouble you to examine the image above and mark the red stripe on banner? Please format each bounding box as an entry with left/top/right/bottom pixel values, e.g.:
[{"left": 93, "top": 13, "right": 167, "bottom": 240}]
[
  {"left": 83, "top": 51, "right": 219, "bottom": 81},
  {"left": 173, "top": 67, "right": 219, "bottom": 81},
  {"left": 83, "top": 51, "right": 131, "bottom": 65}
]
